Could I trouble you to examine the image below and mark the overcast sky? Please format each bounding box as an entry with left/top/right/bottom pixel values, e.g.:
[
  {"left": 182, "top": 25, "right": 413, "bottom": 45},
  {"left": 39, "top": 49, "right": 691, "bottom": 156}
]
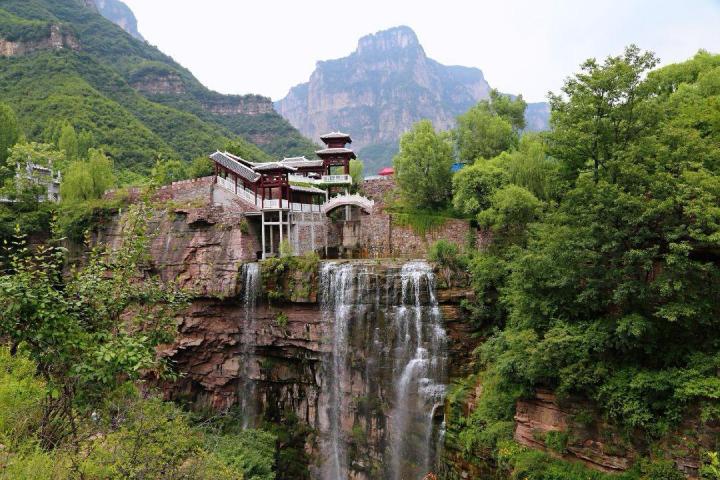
[{"left": 122, "top": 0, "right": 720, "bottom": 103}]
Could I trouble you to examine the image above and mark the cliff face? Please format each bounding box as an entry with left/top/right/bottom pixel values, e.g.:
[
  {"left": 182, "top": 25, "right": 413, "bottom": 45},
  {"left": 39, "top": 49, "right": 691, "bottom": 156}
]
[
  {"left": 93, "top": 0, "right": 145, "bottom": 41},
  {"left": 0, "top": 24, "right": 80, "bottom": 56},
  {"left": 98, "top": 179, "right": 479, "bottom": 478},
  {"left": 276, "top": 25, "right": 550, "bottom": 171},
  {"left": 276, "top": 26, "right": 491, "bottom": 169}
]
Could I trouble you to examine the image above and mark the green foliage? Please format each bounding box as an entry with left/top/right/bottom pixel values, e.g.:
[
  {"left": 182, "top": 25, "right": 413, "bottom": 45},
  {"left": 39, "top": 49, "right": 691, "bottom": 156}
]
[
  {"left": 57, "top": 122, "right": 79, "bottom": 163},
  {"left": 151, "top": 158, "right": 187, "bottom": 185},
  {"left": 187, "top": 156, "right": 214, "bottom": 178},
  {"left": 428, "top": 239, "right": 463, "bottom": 270},
  {"left": 452, "top": 161, "right": 509, "bottom": 216},
  {"left": 476, "top": 184, "right": 542, "bottom": 242},
  {"left": 0, "top": 102, "right": 22, "bottom": 167},
  {"left": 60, "top": 148, "right": 115, "bottom": 202},
  {"left": 456, "top": 89, "right": 524, "bottom": 163},
  {"left": 499, "top": 133, "right": 561, "bottom": 201},
  {"left": 0, "top": 204, "right": 187, "bottom": 426},
  {"left": 206, "top": 430, "right": 276, "bottom": 480},
  {"left": 702, "top": 451, "right": 720, "bottom": 479},
  {"left": 349, "top": 158, "right": 364, "bottom": 187},
  {"left": 549, "top": 45, "right": 659, "bottom": 182},
  {"left": 0, "top": 348, "right": 45, "bottom": 449},
  {"left": 452, "top": 48, "right": 720, "bottom": 479},
  {"left": 393, "top": 119, "right": 454, "bottom": 209},
  {"left": 0, "top": 0, "right": 311, "bottom": 174}
]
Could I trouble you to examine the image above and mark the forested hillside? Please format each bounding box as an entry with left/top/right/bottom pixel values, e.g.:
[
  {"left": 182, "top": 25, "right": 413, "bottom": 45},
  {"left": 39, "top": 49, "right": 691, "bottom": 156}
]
[
  {"left": 0, "top": 0, "right": 317, "bottom": 175},
  {"left": 390, "top": 46, "right": 720, "bottom": 478}
]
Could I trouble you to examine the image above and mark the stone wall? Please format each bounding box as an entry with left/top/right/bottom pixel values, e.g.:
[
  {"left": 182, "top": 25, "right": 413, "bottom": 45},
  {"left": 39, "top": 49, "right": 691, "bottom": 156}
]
[{"left": 341, "top": 177, "right": 483, "bottom": 258}]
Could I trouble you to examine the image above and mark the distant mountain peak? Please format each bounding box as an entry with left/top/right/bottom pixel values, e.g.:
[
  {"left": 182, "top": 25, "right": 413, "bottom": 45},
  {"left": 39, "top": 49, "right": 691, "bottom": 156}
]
[{"left": 356, "top": 26, "right": 423, "bottom": 56}]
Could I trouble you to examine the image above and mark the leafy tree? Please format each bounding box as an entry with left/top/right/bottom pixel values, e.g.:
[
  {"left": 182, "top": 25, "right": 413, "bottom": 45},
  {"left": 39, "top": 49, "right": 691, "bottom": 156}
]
[
  {"left": 393, "top": 120, "right": 454, "bottom": 209},
  {"left": 456, "top": 89, "right": 527, "bottom": 163},
  {"left": 151, "top": 158, "right": 187, "bottom": 185},
  {"left": 549, "top": 45, "right": 659, "bottom": 182},
  {"left": 477, "top": 184, "right": 542, "bottom": 242},
  {"left": 0, "top": 204, "right": 187, "bottom": 446},
  {"left": 57, "top": 122, "right": 79, "bottom": 164},
  {"left": 61, "top": 149, "right": 115, "bottom": 202},
  {"left": 499, "top": 133, "right": 561, "bottom": 201},
  {"left": 452, "top": 161, "right": 509, "bottom": 216},
  {"left": 187, "top": 156, "right": 214, "bottom": 178},
  {"left": 0, "top": 102, "right": 21, "bottom": 167},
  {"left": 487, "top": 89, "right": 527, "bottom": 132},
  {"left": 349, "top": 159, "right": 364, "bottom": 185}
]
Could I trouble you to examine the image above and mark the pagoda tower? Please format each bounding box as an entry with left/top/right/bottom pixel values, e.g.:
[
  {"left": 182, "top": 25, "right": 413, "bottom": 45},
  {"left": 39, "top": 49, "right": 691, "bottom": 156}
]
[{"left": 316, "top": 132, "right": 356, "bottom": 175}]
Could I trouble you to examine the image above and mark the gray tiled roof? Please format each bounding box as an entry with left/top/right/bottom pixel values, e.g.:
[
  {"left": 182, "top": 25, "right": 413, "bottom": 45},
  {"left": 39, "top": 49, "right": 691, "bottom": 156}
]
[
  {"left": 320, "top": 131, "right": 352, "bottom": 141},
  {"left": 252, "top": 162, "right": 298, "bottom": 172},
  {"left": 290, "top": 185, "right": 327, "bottom": 194},
  {"left": 315, "top": 147, "right": 356, "bottom": 157},
  {"left": 281, "top": 156, "right": 324, "bottom": 168},
  {"left": 210, "top": 151, "right": 260, "bottom": 183}
]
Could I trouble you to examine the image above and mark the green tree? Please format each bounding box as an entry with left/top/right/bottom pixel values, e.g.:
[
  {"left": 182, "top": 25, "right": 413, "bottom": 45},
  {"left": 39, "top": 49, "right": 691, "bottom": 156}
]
[
  {"left": 487, "top": 89, "right": 527, "bottom": 131},
  {"left": 60, "top": 149, "right": 115, "bottom": 202},
  {"left": 452, "top": 161, "right": 509, "bottom": 216},
  {"left": 549, "top": 45, "right": 659, "bottom": 182},
  {"left": 187, "top": 156, "right": 214, "bottom": 178},
  {"left": 498, "top": 133, "right": 560, "bottom": 201},
  {"left": 456, "top": 107, "right": 516, "bottom": 163},
  {"left": 57, "top": 122, "right": 79, "bottom": 165},
  {"left": 0, "top": 103, "right": 21, "bottom": 168},
  {"left": 456, "top": 89, "right": 527, "bottom": 163},
  {"left": 151, "top": 158, "right": 187, "bottom": 186},
  {"left": 349, "top": 159, "right": 364, "bottom": 185},
  {"left": 0, "top": 204, "right": 187, "bottom": 447},
  {"left": 477, "top": 184, "right": 542, "bottom": 242},
  {"left": 393, "top": 120, "right": 454, "bottom": 209}
]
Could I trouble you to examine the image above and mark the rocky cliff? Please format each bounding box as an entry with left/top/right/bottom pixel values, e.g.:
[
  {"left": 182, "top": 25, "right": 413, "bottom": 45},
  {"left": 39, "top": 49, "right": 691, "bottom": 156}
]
[
  {"left": 94, "top": 0, "right": 145, "bottom": 42},
  {"left": 276, "top": 26, "right": 550, "bottom": 172},
  {"left": 0, "top": 24, "right": 80, "bottom": 56},
  {"left": 97, "top": 179, "right": 480, "bottom": 479}
]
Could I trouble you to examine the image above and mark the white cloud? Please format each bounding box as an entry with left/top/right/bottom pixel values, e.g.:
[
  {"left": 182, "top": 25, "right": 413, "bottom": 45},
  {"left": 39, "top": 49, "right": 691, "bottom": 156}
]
[{"left": 122, "top": 0, "right": 720, "bottom": 102}]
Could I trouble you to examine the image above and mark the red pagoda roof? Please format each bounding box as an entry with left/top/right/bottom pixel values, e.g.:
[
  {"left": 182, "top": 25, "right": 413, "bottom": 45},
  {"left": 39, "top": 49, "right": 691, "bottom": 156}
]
[{"left": 378, "top": 167, "right": 395, "bottom": 176}]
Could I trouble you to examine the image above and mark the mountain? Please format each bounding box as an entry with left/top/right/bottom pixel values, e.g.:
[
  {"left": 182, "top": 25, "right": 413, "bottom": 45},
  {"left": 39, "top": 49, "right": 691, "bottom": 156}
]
[
  {"left": 93, "top": 0, "right": 144, "bottom": 41},
  {"left": 0, "top": 0, "right": 316, "bottom": 173},
  {"left": 276, "top": 26, "right": 550, "bottom": 173}
]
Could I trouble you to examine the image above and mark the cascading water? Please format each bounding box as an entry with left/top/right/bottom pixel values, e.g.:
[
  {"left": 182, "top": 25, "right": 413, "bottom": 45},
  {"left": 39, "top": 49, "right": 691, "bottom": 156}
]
[
  {"left": 388, "top": 261, "right": 447, "bottom": 480},
  {"left": 318, "top": 261, "right": 448, "bottom": 480},
  {"left": 320, "top": 262, "right": 356, "bottom": 480},
  {"left": 239, "top": 262, "right": 261, "bottom": 429}
]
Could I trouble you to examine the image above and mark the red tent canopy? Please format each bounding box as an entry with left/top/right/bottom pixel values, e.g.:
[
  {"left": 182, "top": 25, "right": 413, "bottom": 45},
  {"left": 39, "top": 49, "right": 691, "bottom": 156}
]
[{"left": 378, "top": 167, "right": 395, "bottom": 176}]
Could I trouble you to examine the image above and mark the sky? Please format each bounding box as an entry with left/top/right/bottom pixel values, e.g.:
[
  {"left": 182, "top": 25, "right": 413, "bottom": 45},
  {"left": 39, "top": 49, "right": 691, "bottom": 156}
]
[{"left": 122, "top": 0, "right": 720, "bottom": 103}]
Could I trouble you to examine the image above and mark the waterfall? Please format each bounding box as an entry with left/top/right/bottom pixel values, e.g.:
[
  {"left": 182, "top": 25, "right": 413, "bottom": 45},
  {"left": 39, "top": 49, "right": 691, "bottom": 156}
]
[
  {"left": 239, "top": 262, "right": 261, "bottom": 429},
  {"left": 318, "top": 261, "right": 448, "bottom": 480},
  {"left": 320, "top": 262, "right": 357, "bottom": 480},
  {"left": 388, "top": 261, "right": 447, "bottom": 480}
]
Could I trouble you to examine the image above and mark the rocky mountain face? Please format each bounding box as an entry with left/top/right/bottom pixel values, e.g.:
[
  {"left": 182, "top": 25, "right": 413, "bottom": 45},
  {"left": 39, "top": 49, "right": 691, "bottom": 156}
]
[
  {"left": 93, "top": 0, "right": 145, "bottom": 41},
  {"left": 276, "top": 26, "right": 550, "bottom": 172}
]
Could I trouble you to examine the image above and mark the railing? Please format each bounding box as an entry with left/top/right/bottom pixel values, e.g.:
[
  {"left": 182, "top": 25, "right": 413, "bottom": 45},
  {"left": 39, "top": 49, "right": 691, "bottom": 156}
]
[
  {"left": 290, "top": 202, "right": 322, "bottom": 213},
  {"left": 321, "top": 174, "right": 352, "bottom": 184},
  {"left": 216, "top": 176, "right": 322, "bottom": 212},
  {"left": 288, "top": 174, "right": 320, "bottom": 184},
  {"left": 321, "top": 193, "right": 375, "bottom": 214},
  {"left": 287, "top": 174, "right": 352, "bottom": 185}
]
